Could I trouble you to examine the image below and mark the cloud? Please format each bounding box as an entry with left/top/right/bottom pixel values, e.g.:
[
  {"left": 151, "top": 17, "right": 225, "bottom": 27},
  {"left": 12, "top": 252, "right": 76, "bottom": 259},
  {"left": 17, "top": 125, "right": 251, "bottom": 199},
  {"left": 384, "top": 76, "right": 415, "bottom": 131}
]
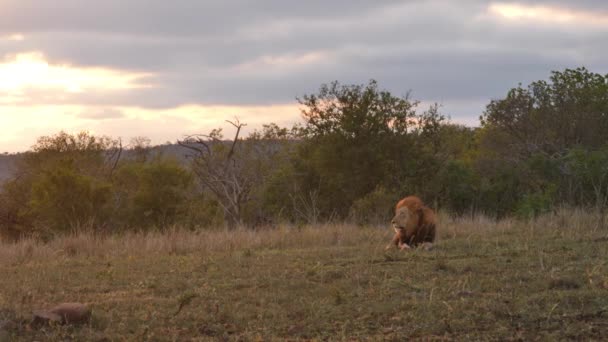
[
  {"left": 78, "top": 108, "right": 126, "bottom": 120},
  {"left": 1, "top": 33, "right": 24, "bottom": 41},
  {"left": 488, "top": 2, "right": 608, "bottom": 27},
  {"left": 0, "top": 52, "right": 153, "bottom": 105},
  {"left": 0, "top": 0, "right": 607, "bottom": 151}
]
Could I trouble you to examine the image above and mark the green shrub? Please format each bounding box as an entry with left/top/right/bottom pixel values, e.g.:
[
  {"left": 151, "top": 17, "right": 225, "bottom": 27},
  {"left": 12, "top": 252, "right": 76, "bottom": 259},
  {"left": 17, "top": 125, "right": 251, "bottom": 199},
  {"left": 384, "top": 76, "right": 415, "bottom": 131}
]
[
  {"left": 113, "top": 158, "right": 194, "bottom": 229},
  {"left": 348, "top": 187, "right": 397, "bottom": 226},
  {"left": 28, "top": 162, "right": 111, "bottom": 233},
  {"left": 515, "top": 186, "right": 556, "bottom": 219}
]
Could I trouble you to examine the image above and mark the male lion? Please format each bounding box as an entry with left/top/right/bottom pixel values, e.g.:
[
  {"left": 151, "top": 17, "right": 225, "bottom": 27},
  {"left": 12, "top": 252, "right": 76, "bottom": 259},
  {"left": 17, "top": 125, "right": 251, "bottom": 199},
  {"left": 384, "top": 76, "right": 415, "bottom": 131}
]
[{"left": 386, "top": 196, "right": 437, "bottom": 250}]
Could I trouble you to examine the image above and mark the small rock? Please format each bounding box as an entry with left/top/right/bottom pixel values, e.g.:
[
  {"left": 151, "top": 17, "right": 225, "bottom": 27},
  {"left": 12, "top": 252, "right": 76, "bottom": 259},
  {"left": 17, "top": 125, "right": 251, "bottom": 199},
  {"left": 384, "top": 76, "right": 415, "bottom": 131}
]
[
  {"left": 50, "top": 303, "right": 91, "bottom": 324},
  {"left": 32, "top": 310, "right": 63, "bottom": 325},
  {"left": 32, "top": 303, "right": 91, "bottom": 326}
]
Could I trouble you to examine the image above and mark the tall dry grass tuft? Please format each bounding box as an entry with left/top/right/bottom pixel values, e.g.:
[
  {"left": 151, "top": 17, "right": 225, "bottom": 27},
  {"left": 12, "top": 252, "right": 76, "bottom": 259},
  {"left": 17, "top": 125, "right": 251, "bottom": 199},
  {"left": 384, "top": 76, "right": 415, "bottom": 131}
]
[
  {"left": 0, "top": 208, "right": 605, "bottom": 266},
  {"left": 0, "top": 223, "right": 388, "bottom": 265},
  {"left": 440, "top": 206, "right": 608, "bottom": 240}
]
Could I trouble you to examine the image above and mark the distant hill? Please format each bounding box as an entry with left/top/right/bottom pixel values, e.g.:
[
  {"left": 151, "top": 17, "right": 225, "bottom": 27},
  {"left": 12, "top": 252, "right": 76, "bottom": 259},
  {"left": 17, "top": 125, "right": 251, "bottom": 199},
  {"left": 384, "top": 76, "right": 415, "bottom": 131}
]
[{"left": 0, "top": 154, "right": 18, "bottom": 183}]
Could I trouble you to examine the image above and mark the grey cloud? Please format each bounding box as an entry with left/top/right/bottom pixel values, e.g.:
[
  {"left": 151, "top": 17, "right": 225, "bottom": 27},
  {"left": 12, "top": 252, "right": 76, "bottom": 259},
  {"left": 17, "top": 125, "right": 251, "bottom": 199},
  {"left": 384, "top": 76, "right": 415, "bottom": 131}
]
[
  {"left": 0, "top": 1, "right": 405, "bottom": 36},
  {"left": 519, "top": 0, "right": 608, "bottom": 10},
  {"left": 1, "top": 0, "right": 608, "bottom": 123}
]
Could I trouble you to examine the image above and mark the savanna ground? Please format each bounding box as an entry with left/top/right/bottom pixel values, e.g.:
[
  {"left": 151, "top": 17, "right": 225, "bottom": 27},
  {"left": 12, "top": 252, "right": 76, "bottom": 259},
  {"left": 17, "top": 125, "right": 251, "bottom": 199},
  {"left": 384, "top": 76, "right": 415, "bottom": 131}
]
[{"left": 1, "top": 209, "right": 607, "bottom": 341}]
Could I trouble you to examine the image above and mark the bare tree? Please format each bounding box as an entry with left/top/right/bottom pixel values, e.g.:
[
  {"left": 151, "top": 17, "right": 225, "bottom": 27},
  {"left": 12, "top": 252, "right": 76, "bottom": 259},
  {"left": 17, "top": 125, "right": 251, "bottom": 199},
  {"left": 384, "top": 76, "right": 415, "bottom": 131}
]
[
  {"left": 289, "top": 188, "right": 320, "bottom": 225},
  {"left": 178, "top": 120, "right": 253, "bottom": 228}
]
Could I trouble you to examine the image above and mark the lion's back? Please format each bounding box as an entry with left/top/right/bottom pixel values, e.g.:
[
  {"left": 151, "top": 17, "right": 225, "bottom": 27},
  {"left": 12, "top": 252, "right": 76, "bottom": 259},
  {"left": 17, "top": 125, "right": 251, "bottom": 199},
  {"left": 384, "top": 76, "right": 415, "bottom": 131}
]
[{"left": 419, "top": 207, "right": 437, "bottom": 243}]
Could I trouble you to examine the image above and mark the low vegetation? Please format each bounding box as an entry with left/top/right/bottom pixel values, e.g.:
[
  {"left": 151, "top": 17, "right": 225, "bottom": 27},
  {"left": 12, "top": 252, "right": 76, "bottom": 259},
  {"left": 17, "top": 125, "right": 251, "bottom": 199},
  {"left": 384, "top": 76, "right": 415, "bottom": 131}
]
[
  {"left": 2, "top": 67, "right": 608, "bottom": 239},
  {"left": 1, "top": 209, "right": 607, "bottom": 340}
]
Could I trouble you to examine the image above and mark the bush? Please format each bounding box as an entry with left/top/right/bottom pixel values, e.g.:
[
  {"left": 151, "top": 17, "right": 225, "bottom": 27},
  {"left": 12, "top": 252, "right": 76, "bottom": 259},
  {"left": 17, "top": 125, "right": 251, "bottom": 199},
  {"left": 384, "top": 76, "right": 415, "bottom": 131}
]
[
  {"left": 113, "top": 158, "right": 195, "bottom": 229},
  {"left": 29, "top": 162, "right": 112, "bottom": 233},
  {"left": 348, "top": 187, "right": 397, "bottom": 226},
  {"left": 437, "top": 160, "right": 477, "bottom": 215},
  {"left": 515, "top": 186, "right": 556, "bottom": 219}
]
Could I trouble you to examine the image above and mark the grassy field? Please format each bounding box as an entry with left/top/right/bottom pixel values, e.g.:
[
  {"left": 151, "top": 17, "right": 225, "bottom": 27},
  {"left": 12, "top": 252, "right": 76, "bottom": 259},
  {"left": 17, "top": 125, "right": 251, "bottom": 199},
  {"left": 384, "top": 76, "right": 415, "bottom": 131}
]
[{"left": 1, "top": 209, "right": 607, "bottom": 341}]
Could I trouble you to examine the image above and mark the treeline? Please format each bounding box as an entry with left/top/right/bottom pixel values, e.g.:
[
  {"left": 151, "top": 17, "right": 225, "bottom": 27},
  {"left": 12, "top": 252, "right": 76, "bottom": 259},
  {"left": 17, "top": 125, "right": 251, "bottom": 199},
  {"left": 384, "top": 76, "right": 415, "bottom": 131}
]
[{"left": 1, "top": 67, "right": 608, "bottom": 239}]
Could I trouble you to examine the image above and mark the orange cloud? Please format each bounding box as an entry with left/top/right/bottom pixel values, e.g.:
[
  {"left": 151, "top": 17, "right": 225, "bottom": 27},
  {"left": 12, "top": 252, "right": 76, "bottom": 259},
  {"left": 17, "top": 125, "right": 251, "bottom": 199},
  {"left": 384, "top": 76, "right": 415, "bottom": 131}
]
[
  {"left": 489, "top": 2, "right": 608, "bottom": 26},
  {"left": 2, "top": 33, "right": 25, "bottom": 41},
  {"left": 0, "top": 52, "right": 152, "bottom": 105}
]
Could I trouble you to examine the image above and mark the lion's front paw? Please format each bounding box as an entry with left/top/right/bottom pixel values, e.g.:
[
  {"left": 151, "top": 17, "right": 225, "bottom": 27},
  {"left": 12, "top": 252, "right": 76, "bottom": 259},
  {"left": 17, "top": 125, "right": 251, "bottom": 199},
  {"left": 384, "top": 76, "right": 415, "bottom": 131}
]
[
  {"left": 421, "top": 242, "right": 434, "bottom": 251},
  {"left": 398, "top": 243, "right": 411, "bottom": 250}
]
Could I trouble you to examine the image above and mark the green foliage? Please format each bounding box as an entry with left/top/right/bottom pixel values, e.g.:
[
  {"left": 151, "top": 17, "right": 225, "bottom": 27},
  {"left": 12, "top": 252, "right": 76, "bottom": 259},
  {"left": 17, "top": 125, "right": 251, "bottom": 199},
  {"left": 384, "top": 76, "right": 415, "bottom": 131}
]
[
  {"left": 178, "top": 196, "right": 224, "bottom": 229},
  {"left": 515, "top": 186, "right": 556, "bottom": 219},
  {"left": 297, "top": 79, "right": 418, "bottom": 138},
  {"left": 348, "top": 186, "right": 398, "bottom": 225},
  {"left": 29, "top": 162, "right": 112, "bottom": 233},
  {"left": 480, "top": 67, "right": 608, "bottom": 154},
  {"left": 0, "top": 132, "right": 120, "bottom": 239},
  {"left": 436, "top": 160, "right": 477, "bottom": 215},
  {"left": 113, "top": 158, "right": 195, "bottom": 229},
  {"left": 0, "top": 178, "right": 34, "bottom": 240},
  {"left": 562, "top": 147, "right": 608, "bottom": 206},
  {"left": 292, "top": 80, "right": 447, "bottom": 220},
  {"left": 477, "top": 67, "right": 608, "bottom": 214},
  {"left": 257, "top": 159, "right": 298, "bottom": 223},
  {"left": 0, "top": 132, "right": 222, "bottom": 239}
]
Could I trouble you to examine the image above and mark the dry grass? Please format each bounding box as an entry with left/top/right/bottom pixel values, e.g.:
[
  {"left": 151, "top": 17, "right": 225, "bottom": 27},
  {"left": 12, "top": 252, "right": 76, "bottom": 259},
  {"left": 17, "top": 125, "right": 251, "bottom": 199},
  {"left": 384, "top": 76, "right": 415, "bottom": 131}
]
[
  {"left": 1, "top": 208, "right": 607, "bottom": 340},
  {"left": 0, "top": 223, "right": 386, "bottom": 265},
  {"left": 1, "top": 207, "right": 604, "bottom": 265}
]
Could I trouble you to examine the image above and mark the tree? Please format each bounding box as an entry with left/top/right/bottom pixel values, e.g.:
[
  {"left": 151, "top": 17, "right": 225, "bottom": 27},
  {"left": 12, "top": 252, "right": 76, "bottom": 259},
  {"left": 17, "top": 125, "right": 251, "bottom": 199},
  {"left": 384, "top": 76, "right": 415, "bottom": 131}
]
[
  {"left": 292, "top": 80, "right": 447, "bottom": 219},
  {"left": 480, "top": 67, "right": 608, "bottom": 160},
  {"left": 129, "top": 136, "right": 153, "bottom": 163},
  {"left": 113, "top": 157, "right": 194, "bottom": 229},
  {"left": 563, "top": 147, "right": 608, "bottom": 206},
  {"left": 478, "top": 67, "right": 608, "bottom": 212},
  {"left": 28, "top": 161, "right": 112, "bottom": 233},
  {"left": 0, "top": 131, "right": 122, "bottom": 238},
  {"left": 297, "top": 80, "right": 418, "bottom": 139},
  {"left": 179, "top": 120, "right": 291, "bottom": 228}
]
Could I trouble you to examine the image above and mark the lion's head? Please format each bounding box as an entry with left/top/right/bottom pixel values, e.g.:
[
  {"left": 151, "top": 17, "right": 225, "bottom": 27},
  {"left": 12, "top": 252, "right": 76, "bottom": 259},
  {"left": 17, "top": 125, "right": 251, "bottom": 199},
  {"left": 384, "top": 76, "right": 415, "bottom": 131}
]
[{"left": 391, "top": 206, "right": 418, "bottom": 232}]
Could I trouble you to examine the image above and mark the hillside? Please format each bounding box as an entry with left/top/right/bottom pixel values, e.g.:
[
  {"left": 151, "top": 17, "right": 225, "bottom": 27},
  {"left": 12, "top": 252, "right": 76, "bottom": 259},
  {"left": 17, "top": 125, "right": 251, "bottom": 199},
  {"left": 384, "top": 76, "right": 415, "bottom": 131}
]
[
  {"left": 0, "top": 154, "right": 17, "bottom": 182},
  {"left": 0, "top": 210, "right": 606, "bottom": 340}
]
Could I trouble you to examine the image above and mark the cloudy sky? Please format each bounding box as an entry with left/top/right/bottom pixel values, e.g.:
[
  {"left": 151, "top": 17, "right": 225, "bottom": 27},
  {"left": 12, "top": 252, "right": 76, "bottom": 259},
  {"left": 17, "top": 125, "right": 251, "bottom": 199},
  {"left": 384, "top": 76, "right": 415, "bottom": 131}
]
[{"left": 1, "top": 0, "right": 607, "bottom": 152}]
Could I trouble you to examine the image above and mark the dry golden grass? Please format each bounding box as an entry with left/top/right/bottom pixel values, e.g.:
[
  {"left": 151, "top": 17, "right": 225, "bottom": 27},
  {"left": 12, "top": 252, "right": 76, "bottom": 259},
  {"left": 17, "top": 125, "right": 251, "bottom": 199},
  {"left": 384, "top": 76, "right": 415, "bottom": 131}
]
[
  {"left": 2, "top": 207, "right": 604, "bottom": 265},
  {"left": 0, "top": 208, "right": 607, "bottom": 340},
  {"left": 1, "top": 223, "right": 386, "bottom": 265}
]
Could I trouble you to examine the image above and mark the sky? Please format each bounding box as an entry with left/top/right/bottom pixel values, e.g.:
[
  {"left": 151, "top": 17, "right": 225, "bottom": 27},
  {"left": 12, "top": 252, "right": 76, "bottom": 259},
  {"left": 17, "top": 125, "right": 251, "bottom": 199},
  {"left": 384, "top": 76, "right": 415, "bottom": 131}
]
[{"left": 1, "top": 1, "right": 607, "bottom": 152}]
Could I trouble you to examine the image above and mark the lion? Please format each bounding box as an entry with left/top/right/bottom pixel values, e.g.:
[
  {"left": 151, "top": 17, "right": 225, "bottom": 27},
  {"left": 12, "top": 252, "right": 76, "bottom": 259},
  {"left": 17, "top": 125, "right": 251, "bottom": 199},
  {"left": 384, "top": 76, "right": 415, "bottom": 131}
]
[{"left": 386, "top": 196, "right": 437, "bottom": 251}]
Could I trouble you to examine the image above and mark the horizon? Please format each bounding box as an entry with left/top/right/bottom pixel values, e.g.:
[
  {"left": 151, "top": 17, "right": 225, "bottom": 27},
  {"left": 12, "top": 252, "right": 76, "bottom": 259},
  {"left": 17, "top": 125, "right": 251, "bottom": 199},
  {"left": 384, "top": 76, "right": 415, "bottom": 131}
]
[{"left": 2, "top": 1, "right": 607, "bottom": 152}]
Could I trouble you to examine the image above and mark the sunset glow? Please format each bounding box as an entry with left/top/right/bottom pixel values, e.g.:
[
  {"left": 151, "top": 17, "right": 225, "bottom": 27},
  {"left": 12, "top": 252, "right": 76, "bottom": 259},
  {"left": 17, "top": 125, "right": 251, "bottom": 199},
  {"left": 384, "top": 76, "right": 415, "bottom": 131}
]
[
  {"left": 3, "top": 33, "right": 25, "bottom": 41},
  {"left": 0, "top": 52, "right": 152, "bottom": 104},
  {"left": 0, "top": 104, "right": 300, "bottom": 152},
  {"left": 489, "top": 3, "right": 608, "bottom": 26}
]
